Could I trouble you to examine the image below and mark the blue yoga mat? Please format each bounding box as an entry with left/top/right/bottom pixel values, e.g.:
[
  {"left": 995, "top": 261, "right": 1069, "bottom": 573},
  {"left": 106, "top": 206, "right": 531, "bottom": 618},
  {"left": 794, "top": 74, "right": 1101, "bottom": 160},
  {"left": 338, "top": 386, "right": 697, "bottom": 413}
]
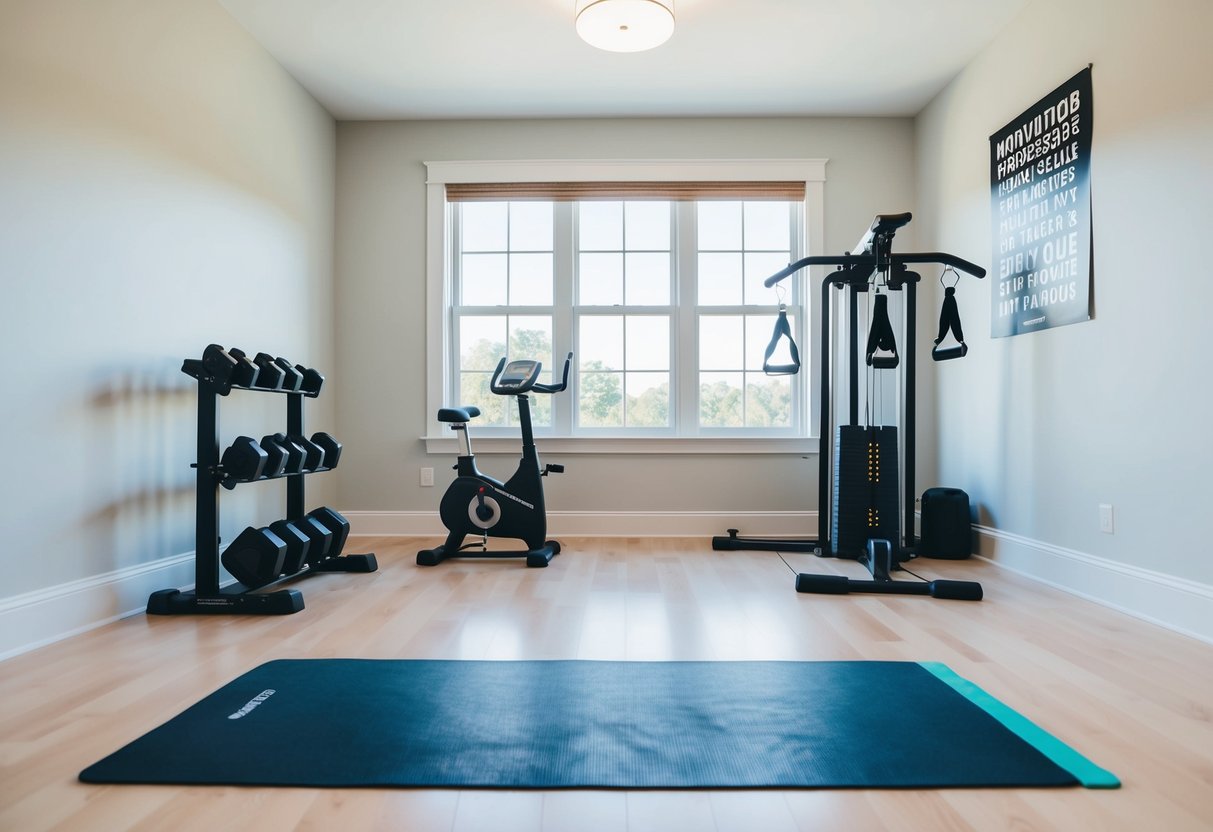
[{"left": 79, "top": 659, "right": 1118, "bottom": 789}]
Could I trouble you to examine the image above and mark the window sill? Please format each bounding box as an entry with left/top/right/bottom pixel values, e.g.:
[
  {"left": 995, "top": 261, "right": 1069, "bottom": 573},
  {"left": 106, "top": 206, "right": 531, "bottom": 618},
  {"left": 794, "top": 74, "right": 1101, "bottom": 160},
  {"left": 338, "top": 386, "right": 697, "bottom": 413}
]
[{"left": 423, "top": 435, "right": 819, "bottom": 456}]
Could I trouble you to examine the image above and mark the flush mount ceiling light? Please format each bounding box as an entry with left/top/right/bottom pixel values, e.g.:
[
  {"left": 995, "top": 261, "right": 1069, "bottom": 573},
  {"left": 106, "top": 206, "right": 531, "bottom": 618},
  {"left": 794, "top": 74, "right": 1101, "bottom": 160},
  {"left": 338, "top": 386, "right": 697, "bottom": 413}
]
[{"left": 575, "top": 0, "right": 675, "bottom": 53}]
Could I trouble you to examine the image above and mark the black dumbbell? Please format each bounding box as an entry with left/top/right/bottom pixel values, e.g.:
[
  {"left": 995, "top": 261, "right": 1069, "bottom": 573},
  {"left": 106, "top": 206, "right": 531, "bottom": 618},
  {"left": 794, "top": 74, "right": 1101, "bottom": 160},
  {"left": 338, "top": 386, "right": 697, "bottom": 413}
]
[
  {"left": 307, "top": 506, "right": 351, "bottom": 561},
  {"left": 270, "top": 433, "right": 307, "bottom": 474},
  {"left": 288, "top": 434, "right": 325, "bottom": 471},
  {"left": 258, "top": 435, "right": 289, "bottom": 477},
  {"left": 200, "top": 344, "right": 237, "bottom": 380},
  {"left": 297, "top": 514, "right": 335, "bottom": 567},
  {"left": 220, "top": 436, "right": 268, "bottom": 489},
  {"left": 225, "top": 347, "right": 261, "bottom": 388},
  {"left": 273, "top": 357, "right": 304, "bottom": 392},
  {"left": 310, "top": 432, "right": 342, "bottom": 470},
  {"left": 221, "top": 526, "right": 287, "bottom": 589},
  {"left": 295, "top": 365, "right": 324, "bottom": 396},
  {"left": 252, "top": 353, "right": 286, "bottom": 390},
  {"left": 269, "top": 519, "right": 312, "bottom": 575},
  {"left": 182, "top": 344, "right": 242, "bottom": 393},
  {"left": 182, "top": 344, "right": 261, "bottom": 391}
]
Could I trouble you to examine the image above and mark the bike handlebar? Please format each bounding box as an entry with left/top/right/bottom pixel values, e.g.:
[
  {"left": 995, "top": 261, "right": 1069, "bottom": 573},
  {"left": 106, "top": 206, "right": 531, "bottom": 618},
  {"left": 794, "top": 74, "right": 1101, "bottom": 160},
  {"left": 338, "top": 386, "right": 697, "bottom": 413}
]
[
  {"left": 488, "top": 352, "right": 573, "bottom": 396},
  {"left": 532, "top": 352, "right": 573, "bottom": 394}
]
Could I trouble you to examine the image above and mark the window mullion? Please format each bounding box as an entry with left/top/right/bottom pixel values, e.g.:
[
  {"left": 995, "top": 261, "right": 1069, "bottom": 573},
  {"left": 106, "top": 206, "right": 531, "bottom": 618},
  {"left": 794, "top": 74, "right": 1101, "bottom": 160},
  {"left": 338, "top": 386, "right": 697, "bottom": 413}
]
[
  {"left": 675, "top": 202, "right": 699, "bottom": 436},
  {"left": 553, "top": 202, "right": 574, "bottom": 435},
  {"left": 448, "top": 204, "right": 463, "bottom": 410},
  {"left": 791, "top": 199, "right": 806, "bottom": 436}
]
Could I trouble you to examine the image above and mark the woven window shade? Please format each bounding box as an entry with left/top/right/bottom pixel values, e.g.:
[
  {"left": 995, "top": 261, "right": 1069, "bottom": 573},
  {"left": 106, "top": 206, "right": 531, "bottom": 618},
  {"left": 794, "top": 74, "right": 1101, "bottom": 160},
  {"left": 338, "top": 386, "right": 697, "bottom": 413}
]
[{"left": 445, "top": 181, "right": 806, "bottom": 202}]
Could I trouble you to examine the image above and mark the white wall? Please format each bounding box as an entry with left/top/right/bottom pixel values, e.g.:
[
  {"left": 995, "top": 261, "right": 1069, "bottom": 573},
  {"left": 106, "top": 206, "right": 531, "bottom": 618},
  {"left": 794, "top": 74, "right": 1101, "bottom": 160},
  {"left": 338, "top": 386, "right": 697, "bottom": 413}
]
[
  {"left": 333, "top": 118, "right": 916, "bottom": 529},
  {"left": 916, "top": 0, "right": 1213, "bottom": 637},
  {"left": 0, "top": 0, "right": 336, "bottom": 655}
]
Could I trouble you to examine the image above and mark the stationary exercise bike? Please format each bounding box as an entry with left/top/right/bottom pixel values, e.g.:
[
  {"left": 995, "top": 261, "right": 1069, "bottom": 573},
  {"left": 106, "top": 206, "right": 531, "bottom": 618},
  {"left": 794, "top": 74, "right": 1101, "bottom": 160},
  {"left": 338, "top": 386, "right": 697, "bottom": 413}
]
[{"left": 417, "top": 353, "right": 572, "bottom": 568}]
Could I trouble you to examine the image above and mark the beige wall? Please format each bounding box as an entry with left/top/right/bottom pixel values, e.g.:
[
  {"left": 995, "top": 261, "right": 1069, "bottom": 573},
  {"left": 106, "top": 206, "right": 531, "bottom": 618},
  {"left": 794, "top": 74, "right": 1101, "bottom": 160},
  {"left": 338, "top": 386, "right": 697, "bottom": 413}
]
[
  {"left": 4, "top": 0, "right": 1207, "bottom": 654},
  {"left": 0, "top": 0, "right": 336, "bottom": 607},
  {"left": 916, "top": 0, "right": 1213, "bottom": 584},
  {"left": 332, "top": 118, "right": 916, "bottom": 518}
]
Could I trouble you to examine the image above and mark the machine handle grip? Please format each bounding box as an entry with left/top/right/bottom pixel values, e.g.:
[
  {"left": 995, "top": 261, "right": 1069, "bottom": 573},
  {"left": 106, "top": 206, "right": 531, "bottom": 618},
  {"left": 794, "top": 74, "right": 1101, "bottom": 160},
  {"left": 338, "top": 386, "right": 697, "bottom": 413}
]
[
  {"left": 764, "top": 261, "right": 807, "bottom": 288},
  {"left": 794, "top": 574, "right": 852, "bottom": 594},
  {"left": 928, "top": 580, "right": 984, "bottom": 601},
  {"left": 931, "top": 343, "right": 969, "bottom": 361}
]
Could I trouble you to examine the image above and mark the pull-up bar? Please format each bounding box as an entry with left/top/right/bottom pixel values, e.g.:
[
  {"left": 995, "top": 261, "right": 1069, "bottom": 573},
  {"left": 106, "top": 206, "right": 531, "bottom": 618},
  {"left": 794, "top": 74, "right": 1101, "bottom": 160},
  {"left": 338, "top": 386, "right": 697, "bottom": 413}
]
[{"left": 764, "top": 212, "right": 986, "bottom": 289}]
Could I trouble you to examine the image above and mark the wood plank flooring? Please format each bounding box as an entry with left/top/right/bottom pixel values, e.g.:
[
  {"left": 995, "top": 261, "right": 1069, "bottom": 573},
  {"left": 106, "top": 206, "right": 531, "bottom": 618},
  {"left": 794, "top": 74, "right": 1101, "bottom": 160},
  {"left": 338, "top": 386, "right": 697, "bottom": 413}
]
[{"left": 2, "top": 537, "right": 1211, "bottom": 831}]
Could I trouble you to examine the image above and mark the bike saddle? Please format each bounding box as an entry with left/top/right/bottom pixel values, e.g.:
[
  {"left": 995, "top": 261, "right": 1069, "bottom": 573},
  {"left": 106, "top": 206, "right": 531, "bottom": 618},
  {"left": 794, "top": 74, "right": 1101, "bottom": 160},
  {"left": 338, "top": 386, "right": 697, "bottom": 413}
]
[{"left": 437, "top": 405, "right": 482, "bottom": 423}]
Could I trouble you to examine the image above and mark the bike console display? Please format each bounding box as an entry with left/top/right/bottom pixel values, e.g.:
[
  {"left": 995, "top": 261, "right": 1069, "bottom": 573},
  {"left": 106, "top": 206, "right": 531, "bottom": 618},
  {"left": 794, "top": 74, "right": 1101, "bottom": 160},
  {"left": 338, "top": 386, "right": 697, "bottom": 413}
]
[{"left": 491, "top": 359, "right": 542, "bottom": 394}]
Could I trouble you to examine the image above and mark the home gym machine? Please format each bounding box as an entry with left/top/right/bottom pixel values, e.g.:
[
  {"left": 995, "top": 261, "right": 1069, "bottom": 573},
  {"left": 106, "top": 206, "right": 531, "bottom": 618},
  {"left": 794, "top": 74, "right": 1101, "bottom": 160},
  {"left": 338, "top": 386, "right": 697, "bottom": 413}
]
[
  {"left": 418, "top": 352, "right": 572, "bottom": 568},
  {"left": 712, "top": 213, "right": 985, "bottom": 601}
]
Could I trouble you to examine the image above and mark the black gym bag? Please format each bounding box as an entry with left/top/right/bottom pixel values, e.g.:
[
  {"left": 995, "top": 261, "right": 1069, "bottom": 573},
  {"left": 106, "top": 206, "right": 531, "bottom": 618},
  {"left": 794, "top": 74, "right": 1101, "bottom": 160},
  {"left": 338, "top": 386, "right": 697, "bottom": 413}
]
[{"left": 919, "top": 487, "right": 972, "bottom": 559}]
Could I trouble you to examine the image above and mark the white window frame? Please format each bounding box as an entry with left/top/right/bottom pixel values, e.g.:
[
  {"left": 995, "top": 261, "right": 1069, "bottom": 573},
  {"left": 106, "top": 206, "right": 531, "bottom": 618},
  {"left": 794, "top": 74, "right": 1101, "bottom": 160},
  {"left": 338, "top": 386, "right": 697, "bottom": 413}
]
[{"left": 424, "top": 159, "right": 827, "bottom": 455}]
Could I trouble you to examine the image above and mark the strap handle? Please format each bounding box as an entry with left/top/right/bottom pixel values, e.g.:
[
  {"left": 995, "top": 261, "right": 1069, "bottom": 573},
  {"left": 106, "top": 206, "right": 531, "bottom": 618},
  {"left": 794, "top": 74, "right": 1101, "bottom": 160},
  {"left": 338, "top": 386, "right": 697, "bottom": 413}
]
[
  {"left": 865, "top": 293, "right": 899, "bottom": 368},
  {"left": 762, "top": 307, "right": 801, "bottom": 375},
  {"left": 932, "top": 286, "right": 969, "bottom": 361}
]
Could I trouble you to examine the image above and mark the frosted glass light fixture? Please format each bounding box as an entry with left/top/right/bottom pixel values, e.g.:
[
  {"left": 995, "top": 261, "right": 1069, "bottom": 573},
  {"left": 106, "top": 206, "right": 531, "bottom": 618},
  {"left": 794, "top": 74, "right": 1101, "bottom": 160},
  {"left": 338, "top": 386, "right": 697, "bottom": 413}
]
[{"left": 575, "top": 0, "right": 675, "bottom": 53}]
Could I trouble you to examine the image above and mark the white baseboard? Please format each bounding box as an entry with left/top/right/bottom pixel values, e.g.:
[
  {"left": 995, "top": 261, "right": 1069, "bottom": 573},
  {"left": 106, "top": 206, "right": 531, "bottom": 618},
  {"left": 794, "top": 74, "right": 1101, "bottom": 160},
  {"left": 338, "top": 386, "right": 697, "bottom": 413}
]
[
  {"left": 0, "top": 552, "right": 198, "bottom": 662},
  {"left": 343, "top": 510, "right": 817, "bottom": 539},
  {"left": 974, "top": 525, "right": 1213, "bottom": 645},
  {"left": 6, "top": 515, "right": 1208, "bottom": 663}
]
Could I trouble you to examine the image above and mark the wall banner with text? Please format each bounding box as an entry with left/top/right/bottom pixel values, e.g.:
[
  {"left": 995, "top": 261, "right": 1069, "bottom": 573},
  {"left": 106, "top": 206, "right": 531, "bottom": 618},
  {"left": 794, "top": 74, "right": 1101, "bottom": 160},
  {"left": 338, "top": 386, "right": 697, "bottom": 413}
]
[{"left": 990, "top": 66, "right": 1092, "bottom": 337}]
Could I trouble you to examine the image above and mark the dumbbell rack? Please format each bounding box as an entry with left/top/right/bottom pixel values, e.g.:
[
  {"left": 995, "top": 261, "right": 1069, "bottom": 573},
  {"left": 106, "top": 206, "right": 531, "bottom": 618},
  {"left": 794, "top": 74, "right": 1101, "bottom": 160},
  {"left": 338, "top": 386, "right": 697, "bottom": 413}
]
[{"left": 147, "top": 355, "right": 375, "bottom": 615}]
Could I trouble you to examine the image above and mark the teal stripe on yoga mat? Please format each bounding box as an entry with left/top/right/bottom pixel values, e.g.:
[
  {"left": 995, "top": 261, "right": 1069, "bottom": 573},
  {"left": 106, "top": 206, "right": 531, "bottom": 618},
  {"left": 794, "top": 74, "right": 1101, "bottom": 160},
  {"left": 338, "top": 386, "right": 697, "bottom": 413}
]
[{"left": 919, "top": 662, "right": 1120, "bottom": 789}]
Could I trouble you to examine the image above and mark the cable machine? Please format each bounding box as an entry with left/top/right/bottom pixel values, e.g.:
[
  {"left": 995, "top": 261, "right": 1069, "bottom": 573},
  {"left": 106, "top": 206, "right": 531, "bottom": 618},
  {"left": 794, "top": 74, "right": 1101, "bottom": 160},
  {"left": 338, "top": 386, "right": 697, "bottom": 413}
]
[{"left": 713, "top": 213, "right": 985, "bottom": 600}]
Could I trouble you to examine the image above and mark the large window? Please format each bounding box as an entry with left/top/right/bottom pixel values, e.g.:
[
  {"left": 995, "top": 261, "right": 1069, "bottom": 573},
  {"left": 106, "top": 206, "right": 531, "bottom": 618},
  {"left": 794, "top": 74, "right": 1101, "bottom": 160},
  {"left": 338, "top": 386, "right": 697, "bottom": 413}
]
[{"left": 425, "top": 160, "right": 826, "bottom": 451}]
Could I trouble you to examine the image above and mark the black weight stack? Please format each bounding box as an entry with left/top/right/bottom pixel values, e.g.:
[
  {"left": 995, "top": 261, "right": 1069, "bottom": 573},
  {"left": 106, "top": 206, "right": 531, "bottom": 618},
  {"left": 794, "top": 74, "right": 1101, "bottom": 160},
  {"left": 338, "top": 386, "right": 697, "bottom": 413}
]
[{"left": 832, "top": 425, "right": 900, "bottom": 558}]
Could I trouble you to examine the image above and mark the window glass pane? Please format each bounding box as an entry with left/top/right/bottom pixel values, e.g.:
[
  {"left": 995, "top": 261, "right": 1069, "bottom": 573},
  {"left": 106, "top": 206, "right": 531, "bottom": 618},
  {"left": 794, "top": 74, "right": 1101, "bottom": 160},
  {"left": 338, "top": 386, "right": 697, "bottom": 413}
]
[
  {"left": 697, "top": 201, "right": 742, "bottom": 250},
  {"left": 743, "top": 251, "right": 790, "bottom": 305},
  {"left": 745, "top": 373, "right": 792, "bottom": 427},
  {"left": 509, "top": 202, "right": 553, "bottom": 251},
  {"left": 697, "top": 253, "right": 742, "bottom": 306},
  {"left": 508, "top": 316, "right": 552, "bottom": 366},
  {"left": 580, "top": 371, "right": 624, "bottom": 427},
  {"left": 699, "top": 316, "right": 743, "bottom": 370},
  {"left": 625, "top": 252, "right": 670, "bottom": 305},
  {"left": 579, "top": 252, "right": 623, "bottom": 306},
  {"left": 461, "top": 202, "right": 508, "bottom": 252},
  {"left": 459, "top": 316, "right": 507, "bottom": 371},
  {"left": 462, "top": 253, "right": 507, "bottom": 306},
  {"left": 459, "top": 372, "right": 505, "bottom": 425},
  {"left": 449, "top": 192, "right": 801, "bottom": 437},
  {"left": 626, "top": 316, "right": 669, "bottom": 371},
  {"left": 509, "top": 253, "right": 553, "bottom": 305},
  {"left": 744, "top": 201, "right": 791, "bottom": 250},
  {"left": 745, "top": 312, "right": 797, "bottom": 369},
  {"left": 626, "top": 372, "right": 670, "bottom": 427},
  {"left": 528, "top": 389, "right": 553, "bottom": 427},
  {"left": 699, "top": 372, "right": 743, "bottom": 426},
  {"left": 625, "top": 201, "right": 670, "bottom": 250},
  {"left": 579, "top": 315, "right": 623, "bottom": 371},
  {"left": 579, "top": 201, "right": 623, "bottom": 250}
]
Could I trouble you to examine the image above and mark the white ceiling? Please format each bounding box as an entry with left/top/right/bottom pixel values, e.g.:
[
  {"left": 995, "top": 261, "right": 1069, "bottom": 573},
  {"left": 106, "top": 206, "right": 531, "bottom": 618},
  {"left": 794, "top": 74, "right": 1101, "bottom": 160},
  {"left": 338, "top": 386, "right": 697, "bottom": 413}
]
[{"left": 219, "top": 0, "right": 1028, "bottom": 120}]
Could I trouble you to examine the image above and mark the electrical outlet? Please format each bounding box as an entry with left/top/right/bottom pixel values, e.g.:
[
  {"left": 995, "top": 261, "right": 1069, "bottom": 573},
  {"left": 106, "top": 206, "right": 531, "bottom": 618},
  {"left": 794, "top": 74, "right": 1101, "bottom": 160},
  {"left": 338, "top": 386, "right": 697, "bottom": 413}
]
[
  {"left": 420, "top": 467, "right": 434, "bottom": 487},
  {"left": 1099, "top": 503, "right": 1114, "bottom": 534}
]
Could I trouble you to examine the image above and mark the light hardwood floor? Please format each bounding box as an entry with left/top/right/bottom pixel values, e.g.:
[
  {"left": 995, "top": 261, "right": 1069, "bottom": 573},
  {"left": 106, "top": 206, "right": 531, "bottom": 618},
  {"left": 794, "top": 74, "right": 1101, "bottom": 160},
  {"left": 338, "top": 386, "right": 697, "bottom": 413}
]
[{"left": 2, "top": 537, "right": 1211, "bottom": 831}]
